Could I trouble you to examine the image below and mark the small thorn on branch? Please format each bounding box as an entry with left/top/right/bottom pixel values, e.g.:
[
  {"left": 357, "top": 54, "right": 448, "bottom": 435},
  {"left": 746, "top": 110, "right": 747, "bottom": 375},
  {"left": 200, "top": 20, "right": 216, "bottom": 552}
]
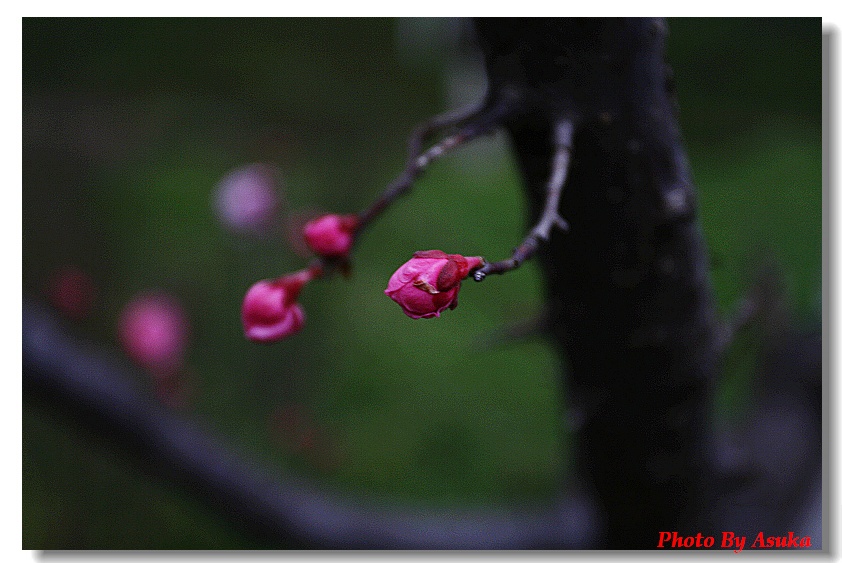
[{"left": 554, "top": 215, "right": 570, "bottom": 233}]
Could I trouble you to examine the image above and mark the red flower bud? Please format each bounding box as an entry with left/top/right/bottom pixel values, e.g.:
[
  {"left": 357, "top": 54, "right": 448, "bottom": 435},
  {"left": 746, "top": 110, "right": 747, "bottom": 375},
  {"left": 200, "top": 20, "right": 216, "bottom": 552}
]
[
  {"left": 303, "top": 214, "right": 358, "bottom": 258},
  {"left": 48, "top": 265, "right": 96, "bottom": 320},
  {"left": 384, "top": 250, "right": 484, "bottom": 319},
  {"left": 242, "top": 269, "right": 314, "bottom": 342}
]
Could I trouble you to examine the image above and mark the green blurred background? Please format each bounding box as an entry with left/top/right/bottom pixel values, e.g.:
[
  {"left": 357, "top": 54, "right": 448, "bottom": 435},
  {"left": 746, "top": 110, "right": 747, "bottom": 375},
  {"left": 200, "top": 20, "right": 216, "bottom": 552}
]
[{"left": 22, "top": 18, "right": 821, "bottom": 549}]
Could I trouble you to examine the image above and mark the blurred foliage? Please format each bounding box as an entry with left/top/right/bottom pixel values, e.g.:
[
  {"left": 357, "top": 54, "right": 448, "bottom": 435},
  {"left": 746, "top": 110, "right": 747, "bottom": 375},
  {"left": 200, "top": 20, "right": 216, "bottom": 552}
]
[{"left": 22, "top": 18, "right": 821, "bottom": 548}]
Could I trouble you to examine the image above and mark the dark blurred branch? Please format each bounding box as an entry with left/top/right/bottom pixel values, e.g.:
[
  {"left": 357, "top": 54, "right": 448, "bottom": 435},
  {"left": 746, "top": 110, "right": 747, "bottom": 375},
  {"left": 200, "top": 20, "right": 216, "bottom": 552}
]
[
  {"left": 23, "top": 298, "right": 596, "bottom": 549},
  {"left": 705, "top": 264, "right": 823, "bottom": 543}
]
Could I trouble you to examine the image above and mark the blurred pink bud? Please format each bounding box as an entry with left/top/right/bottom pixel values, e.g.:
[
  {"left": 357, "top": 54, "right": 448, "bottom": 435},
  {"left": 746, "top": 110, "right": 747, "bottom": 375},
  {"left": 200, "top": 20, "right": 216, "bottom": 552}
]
[
  {"left": 48, "top": 265, "right": 96, "bottom": 320},
  {"left": 118, "top": 293, "right": 189, "bottom": 373},
  {"left": 242, "top": 268, "right": 316, "bottom": 343},
  {"left": 303, "top": 214, "right": 358, "bottom": 258},
  {"left": 269, "top": 404, "right": 344, "bottom": 473},
  {"left": 214, "top": 164, "right": 280, "bottom": 235},
  {"left": 270, "top": 403, "right": 314, "bottom": 452},
  {"left": 153, "top": 367, "right": 196, "bottom": 410},
  {"left": 385, "top": 250, "right": 484, "bottom": 319}
]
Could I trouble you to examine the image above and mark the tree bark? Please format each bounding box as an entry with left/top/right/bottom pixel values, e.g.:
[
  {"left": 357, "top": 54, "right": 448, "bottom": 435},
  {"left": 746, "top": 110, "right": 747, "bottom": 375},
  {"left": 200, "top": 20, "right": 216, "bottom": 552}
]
[{"left": 474, "top": 17, "right": 720, "bottom": 547}]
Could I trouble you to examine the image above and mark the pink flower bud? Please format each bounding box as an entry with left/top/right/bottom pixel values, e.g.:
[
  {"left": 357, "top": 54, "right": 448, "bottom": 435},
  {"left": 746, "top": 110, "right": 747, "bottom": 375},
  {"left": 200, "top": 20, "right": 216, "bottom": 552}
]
[
  {"left": 214, "top": 164, "right": 280, "bottom": 235},
  {"left": 118, "top": 293, "right": 189, "bottom": 373},
  {"left": 303, "top": 214, "right": 358, "bottom": 258},
  {"left": 242, "top": 269, "right": 315, "bottom": 343},
  {"left": 385, "top": 250, "right": 484, "bottom": 319}
]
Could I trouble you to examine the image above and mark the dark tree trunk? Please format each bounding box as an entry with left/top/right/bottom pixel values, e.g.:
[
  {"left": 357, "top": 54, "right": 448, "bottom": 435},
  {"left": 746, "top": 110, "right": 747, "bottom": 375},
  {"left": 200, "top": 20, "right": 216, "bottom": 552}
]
[{"left": 474, "top": 18, "right": 720, "bottom": 547}]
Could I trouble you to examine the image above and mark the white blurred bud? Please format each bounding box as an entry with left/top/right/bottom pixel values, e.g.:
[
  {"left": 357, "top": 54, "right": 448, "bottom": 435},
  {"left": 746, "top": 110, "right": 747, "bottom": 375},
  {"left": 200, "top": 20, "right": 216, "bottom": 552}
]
[{"left": 214, "top": 164, "right": 281, "bottom": 236}]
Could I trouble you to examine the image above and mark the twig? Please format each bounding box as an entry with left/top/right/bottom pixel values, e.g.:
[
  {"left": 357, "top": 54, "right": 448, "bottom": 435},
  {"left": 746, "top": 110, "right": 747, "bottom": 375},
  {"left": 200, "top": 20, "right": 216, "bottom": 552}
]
[
  {"left": 405, "top": 98, "right": 489, "bottom": 166},
  {"left": 474, "top": 120, "right": 574, "bottom": 281},
  {"left": 355, "top": 98, "right": 510, "bottom": 236},
  {"left": 715, "top": 295, "right": 761, "bottom": 354}
]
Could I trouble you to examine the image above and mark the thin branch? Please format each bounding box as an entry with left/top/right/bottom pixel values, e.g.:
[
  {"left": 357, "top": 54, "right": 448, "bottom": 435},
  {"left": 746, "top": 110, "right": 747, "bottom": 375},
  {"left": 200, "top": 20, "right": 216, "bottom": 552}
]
[
  {"left": 715, "top": 295, "right": 761, "bottom": 354},
  {"left": 473, "top": 309, "right": 555, "bottom": 350},
  {"left": 714, "top": 263, "right": 784, "bottom": 354},
  {"left": 405, "top": 98, "right": 489, "bottom": 165},
  {"left": 354, "top": 98, "right": 509, "bottom": 236},
  {"left": 474, "top": 120, "right": 574, "bottom": 281}
]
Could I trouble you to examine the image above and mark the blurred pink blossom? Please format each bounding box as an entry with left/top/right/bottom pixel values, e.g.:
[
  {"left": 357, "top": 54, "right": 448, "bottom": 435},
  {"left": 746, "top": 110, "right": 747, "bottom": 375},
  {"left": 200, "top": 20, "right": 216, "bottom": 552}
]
[
  {"left": 153, "top": 366, "right": 197, "bottom": 410},
  {"left": 269, "top": 403, "right": 344, "bottom": 473},
  {"left": 47, "top": 265, "right": 96, "bottom": 320},
  {"left": 214, "top": 163, "right": 281, "bottom": 235},
  {"left": 118, "top": 292, "right": 189, "bottom": 374}
]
